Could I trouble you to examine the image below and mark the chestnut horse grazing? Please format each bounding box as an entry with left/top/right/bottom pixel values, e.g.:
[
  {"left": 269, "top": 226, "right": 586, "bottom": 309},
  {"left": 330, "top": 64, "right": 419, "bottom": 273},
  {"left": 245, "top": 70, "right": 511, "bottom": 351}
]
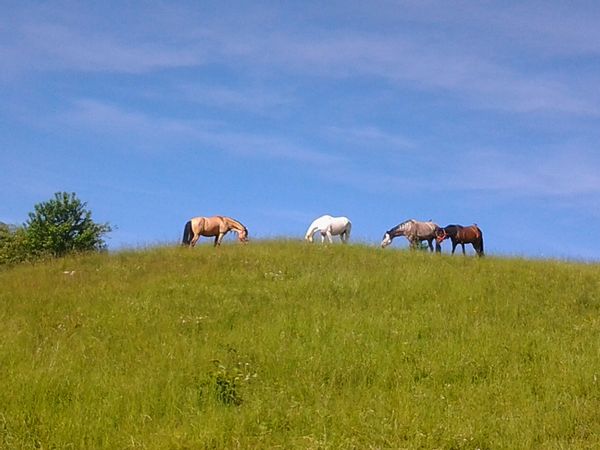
[
  {"left": 436, "top": 224, "right": 484, "bottom": 256},
  {"left": 182, "top": 216, "right": 248, "bottom": 247}
]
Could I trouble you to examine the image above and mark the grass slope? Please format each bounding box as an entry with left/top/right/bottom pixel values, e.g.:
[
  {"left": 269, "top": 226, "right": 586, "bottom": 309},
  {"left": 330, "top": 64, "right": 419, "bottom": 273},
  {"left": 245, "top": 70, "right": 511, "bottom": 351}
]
[{"left": 1, "top": 242, "right": 599, "bottom": 449}]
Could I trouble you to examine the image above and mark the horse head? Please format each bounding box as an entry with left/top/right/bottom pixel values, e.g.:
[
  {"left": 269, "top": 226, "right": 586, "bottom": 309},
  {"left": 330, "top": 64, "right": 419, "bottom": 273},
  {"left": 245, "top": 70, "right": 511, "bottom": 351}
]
[
  {"left": 238, "top": 227, "right": 249, "bottom": 243},
  {"left": 381, "top": 232, "right": 393, "bottom": 248},
  {"left": 435, "top": 228, "right": 448, "bottom": 244}
]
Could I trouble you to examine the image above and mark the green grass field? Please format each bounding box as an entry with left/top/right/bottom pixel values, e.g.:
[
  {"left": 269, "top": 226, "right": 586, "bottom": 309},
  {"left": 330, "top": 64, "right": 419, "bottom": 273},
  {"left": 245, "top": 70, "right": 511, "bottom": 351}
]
[{"left": 1, "top": 242, "right": 599, "bottom": 449}]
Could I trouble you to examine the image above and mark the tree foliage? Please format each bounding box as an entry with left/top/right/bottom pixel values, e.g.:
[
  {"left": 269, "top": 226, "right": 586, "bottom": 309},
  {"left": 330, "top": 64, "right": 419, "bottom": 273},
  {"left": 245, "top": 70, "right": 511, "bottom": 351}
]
[
  {"left": 24, "top": 192, "right": 112, "bottom": 257},
  {"left": 0, "top": 224, "right": 29, "bottom": 265}
]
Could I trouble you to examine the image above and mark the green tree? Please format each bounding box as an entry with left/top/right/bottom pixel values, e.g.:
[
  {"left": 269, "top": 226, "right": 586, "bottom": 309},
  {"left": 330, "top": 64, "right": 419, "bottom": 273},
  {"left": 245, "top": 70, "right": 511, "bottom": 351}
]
[
  {"left": 0, "top": 223, "right": 29, "bottom": 265},
  {"left": 25, "top": 192, "right": 112, "bottom": 257}
]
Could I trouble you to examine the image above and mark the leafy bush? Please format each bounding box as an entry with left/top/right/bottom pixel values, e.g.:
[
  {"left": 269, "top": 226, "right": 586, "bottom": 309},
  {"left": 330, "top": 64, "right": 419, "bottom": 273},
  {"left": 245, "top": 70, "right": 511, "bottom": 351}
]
[
  {"left": 0, "top": 192, "right": 113, "bottom": 265},
  {"left": 24, "top": 192, "right": 112, "bottom": 258},
  {"left": 0, "top": 224, "right": 29, "bottom": 265}
]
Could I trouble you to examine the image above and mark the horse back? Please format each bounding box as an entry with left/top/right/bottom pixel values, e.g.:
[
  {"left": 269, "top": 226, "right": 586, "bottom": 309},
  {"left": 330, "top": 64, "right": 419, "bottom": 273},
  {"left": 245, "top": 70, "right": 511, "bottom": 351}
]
[
  {"left": 460, "top": 225, "right": 482, "bottom": 241},
  {"left": 442, "top": 224, "right": 462, "bottom": 238},
  {"left": 414, "top": 221, "right": 438, "bottom": 238},
  {"left": 329, "top": 216, "right": 350, "bottom": 234},
  {"left": 191, "top": 216, "right": 224, "bottom": 236}
]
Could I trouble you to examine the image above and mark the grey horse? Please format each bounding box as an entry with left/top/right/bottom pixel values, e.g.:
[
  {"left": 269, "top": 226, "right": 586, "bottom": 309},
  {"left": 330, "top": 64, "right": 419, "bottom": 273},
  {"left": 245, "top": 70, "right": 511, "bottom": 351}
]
[{"left": 381, "top": 219, "right": 441, "bottom": 252}]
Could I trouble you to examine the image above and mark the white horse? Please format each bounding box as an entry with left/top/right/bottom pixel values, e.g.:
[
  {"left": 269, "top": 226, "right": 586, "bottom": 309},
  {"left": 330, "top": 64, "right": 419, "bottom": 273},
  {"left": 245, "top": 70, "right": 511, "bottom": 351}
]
[{"left": 304, "top": 215, "right": 352, "bottom": 243}]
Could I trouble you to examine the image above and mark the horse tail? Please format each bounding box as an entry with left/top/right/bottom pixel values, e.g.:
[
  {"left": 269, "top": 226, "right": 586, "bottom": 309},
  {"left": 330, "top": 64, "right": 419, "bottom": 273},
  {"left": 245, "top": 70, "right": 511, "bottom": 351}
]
[
  {"left": 345, "top": 220, "right": 352, "bottom": 240},
  {"left": 182, "top": 220, "right": 193, "bottom": 246},
  {"left": 477, "top": 228, "right": 484, "bottom": 257}
]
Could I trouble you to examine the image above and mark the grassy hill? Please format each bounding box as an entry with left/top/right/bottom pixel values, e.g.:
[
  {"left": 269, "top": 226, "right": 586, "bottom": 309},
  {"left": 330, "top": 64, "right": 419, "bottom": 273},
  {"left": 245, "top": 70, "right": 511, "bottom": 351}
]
[{"left": 1, "top": 242, "right": 598, "bottom": 449}]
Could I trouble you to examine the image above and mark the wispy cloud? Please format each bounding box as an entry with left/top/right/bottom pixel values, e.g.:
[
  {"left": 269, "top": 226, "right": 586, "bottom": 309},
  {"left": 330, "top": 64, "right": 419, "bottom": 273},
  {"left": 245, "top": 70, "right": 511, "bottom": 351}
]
[
  {"left": 176, "top": 83, "right": 295, "bottom": 113},
  {"left": 56, "top": 99, "right": 341, "bottom": 166},
  {"left": 447, "top": 147, "right": 600, "bottom": 197},
  {"left": 14, "top": 23, "right": 202, "bottom": 74},
  {"left": 247, "top": 32, "right": 599, "bottom": 116},
  {"left": 326, "top": 125, "right": 415, "bottom": 150},
  {"left": 47, "top": 98, "right": 600, "bottom": 200},
  {"left": 4, "top": 2, "right": 598, "bottom": 116}
]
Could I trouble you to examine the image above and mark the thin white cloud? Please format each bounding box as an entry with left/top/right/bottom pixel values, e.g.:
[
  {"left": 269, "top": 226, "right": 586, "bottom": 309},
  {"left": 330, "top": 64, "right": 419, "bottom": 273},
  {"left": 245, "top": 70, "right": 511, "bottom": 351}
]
[
  {"left": 244, "top": 32, "right": 599, "bottom": 116},
  {"left": 326, "top": 125, "right": 415, "bottom": 149},
  {"left": 56, "top": 99, "right": 342, "bottom": 166},
  {"left": 3, "top": 2, "right": 597, "bottom": 116},
  {"left": 18, "top": 23, "right": 202, "bottom": 73},
  {"left": 339, "top": 1, "right": 600, "bottom": 57},
  {"left": 38, "top": 97, "right": 600, "bottom": 200},
  {"left": 176, "top": 82, "right": 295, "bottom": 113},
  {"left": 447, "top": 147, "right": 600, "bottom": 197}
]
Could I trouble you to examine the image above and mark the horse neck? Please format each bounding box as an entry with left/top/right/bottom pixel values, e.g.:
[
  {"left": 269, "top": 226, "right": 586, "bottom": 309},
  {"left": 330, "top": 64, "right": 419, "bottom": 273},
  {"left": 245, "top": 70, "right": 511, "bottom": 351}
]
[
  {"left": 389, "top": 227, "right": 403, "bottom": 237},
  {"left": 224, "top": 217, "right": 245, "bottom": 232},
  {"left": 312, "top": 217, "right": 330, "bottom": 231},
  {"left": 444, "top": 225, "right": 461, "bottom": 237},
  {"left": 393, "top": 220, "right": 414, "bottom": 236}
]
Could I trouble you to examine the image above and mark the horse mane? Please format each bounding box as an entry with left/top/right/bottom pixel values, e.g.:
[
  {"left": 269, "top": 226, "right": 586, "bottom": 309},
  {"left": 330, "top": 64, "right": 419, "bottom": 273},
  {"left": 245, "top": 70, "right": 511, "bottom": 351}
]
[
  {"left": 395, "top": 219, "right": 414, "bottom": 230},
  {"left": 442, "top": 224, "right": 463, "bottom": 236},
  {"left": 225, "top": 216, "right": 246, "bottom": 232},
  {"left": 386, "top": 219, "right": 412, "bottom": 236}
]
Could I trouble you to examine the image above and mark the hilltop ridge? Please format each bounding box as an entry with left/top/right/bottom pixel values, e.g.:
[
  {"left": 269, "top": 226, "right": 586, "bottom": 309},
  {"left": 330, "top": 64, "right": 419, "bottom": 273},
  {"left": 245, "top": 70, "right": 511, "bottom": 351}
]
[{"left": 1, "top": 242, "right": 598, "bottom": 448}]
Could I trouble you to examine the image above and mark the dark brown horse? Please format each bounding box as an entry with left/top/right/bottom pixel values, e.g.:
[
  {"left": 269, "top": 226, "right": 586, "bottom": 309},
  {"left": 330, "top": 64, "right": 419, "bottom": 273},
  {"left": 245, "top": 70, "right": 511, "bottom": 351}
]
[{"left": 436, "top": 224, "right": 484, "bottom": 256}]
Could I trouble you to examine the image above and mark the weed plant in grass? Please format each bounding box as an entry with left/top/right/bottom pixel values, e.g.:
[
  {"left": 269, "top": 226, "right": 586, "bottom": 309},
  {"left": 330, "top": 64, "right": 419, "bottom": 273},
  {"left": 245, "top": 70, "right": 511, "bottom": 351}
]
[{"left": 0, "top": 241, "right": 599, "bottom": 448}]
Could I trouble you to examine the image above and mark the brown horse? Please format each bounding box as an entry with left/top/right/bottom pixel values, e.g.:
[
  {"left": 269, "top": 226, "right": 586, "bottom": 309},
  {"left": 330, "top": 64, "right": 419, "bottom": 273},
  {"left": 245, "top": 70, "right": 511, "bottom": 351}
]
[
  {"left": 182, "top": 216, "right": 248, "bottom": 247},
  {"left": 436, "top": 224, "right": 484, "bottom": 256}
]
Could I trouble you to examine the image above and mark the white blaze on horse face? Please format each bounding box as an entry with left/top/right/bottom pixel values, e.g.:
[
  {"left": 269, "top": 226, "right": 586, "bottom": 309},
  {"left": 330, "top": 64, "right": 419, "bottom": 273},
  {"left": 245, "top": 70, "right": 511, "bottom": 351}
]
[{"left": 381, "top": 233, "right": 392, "bottom": 248}]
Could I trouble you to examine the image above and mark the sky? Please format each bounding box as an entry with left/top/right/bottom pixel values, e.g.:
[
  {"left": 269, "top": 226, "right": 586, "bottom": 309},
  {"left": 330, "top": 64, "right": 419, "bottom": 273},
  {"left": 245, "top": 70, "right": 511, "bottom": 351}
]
[{"left": 2, "top": 1, "right": 600, "bottom": 260}]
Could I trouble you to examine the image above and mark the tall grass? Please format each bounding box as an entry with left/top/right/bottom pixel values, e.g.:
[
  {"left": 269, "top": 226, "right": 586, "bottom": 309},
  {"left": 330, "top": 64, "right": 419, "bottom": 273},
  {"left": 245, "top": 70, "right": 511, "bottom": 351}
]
[{"left": 1, "top": 242, "right": 598, "bottom": 448}]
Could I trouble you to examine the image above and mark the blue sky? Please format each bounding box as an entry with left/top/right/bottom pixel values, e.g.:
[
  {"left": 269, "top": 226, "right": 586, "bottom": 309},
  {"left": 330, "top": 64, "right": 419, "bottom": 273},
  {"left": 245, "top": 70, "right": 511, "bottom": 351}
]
[{"left": 2, "top": 1, "right": 600, "bottom": 259}]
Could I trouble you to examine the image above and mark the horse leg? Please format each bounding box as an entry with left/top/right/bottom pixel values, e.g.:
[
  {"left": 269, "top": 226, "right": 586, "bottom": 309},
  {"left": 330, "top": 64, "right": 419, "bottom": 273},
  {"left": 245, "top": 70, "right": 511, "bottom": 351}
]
[
  {"left": 451, "top": 240, "right": 457, "bottom": 255},
  {"left": 461, "top": 243, "right": 466, "bottom": 255},
  {"left": 427, "top": 238, "right": 434, "bottom": 252},
  {"left": 215, "top": 232, "right": 225, "bottom": 247},
  {"left": 326, "top": 230, "right": 333, "bottom": 244},
  {"left": 435, "top": 240, "right": 441, "bottom": 253},
  {"left": 190, "top": 234, "right": 200, "bottom": 248}
]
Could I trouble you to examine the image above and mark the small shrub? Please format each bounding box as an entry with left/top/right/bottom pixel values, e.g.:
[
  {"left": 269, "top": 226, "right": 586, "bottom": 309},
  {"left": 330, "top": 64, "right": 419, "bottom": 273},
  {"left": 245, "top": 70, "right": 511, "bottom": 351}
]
[
  {"left": 25, "top": 192, "right": 112, "bottom": 257},
  {"left": 199, "top": 357, "right": 257, "bottom": 406},
  {"left": 0, "top": 225, "right": 29, "bottom": 265}
]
